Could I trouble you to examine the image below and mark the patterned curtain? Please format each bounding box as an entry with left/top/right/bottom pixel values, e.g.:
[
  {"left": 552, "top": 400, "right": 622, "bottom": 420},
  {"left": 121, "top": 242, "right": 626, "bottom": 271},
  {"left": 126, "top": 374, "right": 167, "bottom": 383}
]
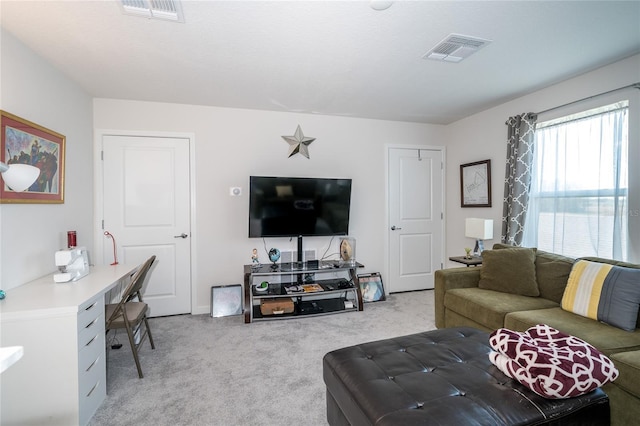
[{"left": 502, "top": 113, "right": 537, "bottom": 245}]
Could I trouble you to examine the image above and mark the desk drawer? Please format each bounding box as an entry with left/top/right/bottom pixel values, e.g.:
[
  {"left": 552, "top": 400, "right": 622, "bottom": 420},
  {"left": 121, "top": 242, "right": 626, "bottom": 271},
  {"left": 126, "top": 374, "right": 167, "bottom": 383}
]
[
  {"left": 78, "top": 313, "right": 104, "bottom": 348},
  {"left": 78, "top": 352, "right": 106, "bottom": 426},
  {"left": 79, "top": 330, "right": 103, "bottom": 374},
  {"left": 78, "top": 297, "right": 102, "bottom": 327},
  {"left": 78, "top": 296, "right": 105, "bottom": 348},
  {"left": 77, "top": 294, "right": 106, "bottom": 425},
  {"left": 78, "top": 312, "right": 106, "bottom": 426}
]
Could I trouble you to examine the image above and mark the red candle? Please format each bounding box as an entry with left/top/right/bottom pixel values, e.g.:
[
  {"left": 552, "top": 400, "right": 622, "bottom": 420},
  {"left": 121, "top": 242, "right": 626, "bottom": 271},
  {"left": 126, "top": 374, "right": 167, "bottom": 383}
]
[{"left": 67, "top": 231, "right": 77, "bottom": 248}]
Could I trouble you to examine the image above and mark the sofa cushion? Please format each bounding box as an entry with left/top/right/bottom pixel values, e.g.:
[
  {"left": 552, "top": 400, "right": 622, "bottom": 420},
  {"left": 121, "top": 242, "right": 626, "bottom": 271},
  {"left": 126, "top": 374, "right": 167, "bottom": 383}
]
[
  {"left": 609, "top": 350, "right": 640, "bottom": 399},
  {"left": 504, "top": 307, "right": 640, "bottom": 356},
  {"left": 478, "top": 247, "right": 539, "bottom": 296},
  {"left": 445, "top": 288, "right": 558, "bottom": 331},
  {"left": 489, "top": 324, "right": 619, "bottom": 399},
  {"left": 562, "top": 260, "right": 640, "bottom": 331},
  {"left": 534, "top": 250, "right": 575, "bottom": 304}
]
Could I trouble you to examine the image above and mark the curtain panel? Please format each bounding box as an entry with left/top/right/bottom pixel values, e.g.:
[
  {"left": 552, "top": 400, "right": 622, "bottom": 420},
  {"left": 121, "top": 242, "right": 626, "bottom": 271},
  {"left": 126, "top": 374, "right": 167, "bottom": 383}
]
[{"left": 502, "top": 113, "right": 537, "bottom": 245}]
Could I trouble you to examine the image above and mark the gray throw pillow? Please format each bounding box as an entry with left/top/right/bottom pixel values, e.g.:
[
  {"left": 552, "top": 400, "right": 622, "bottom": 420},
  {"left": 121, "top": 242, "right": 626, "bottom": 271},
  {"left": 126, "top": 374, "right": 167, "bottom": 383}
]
[{"left": 478, "top": 248, "right": 539, "bottom": 297}]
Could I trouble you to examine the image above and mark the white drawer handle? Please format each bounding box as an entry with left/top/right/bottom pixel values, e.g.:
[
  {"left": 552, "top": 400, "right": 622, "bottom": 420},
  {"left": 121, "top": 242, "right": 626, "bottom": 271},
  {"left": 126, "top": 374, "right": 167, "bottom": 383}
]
[
  {"left": 86, "top": 381, "right": 99, "bottom": 398},
  {"left": 86, "top": 356, "right": 99, "bottom": 372},
  {"left": 84, "top": 301, "right": 98, "bottom": 312},
  {"left": 85, "top": 335, "right": 98, "bottom": 348}
]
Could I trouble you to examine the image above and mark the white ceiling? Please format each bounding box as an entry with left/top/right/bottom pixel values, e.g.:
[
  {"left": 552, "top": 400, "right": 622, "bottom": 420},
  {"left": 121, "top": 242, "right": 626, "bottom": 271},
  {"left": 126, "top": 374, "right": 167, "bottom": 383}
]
[{"left": 1, "top": 1, "right": 639, "bottom": 124}]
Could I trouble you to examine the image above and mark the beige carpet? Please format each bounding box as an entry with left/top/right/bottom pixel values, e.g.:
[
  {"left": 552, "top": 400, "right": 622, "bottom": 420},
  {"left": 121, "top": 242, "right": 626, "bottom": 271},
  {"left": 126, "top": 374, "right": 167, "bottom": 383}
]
[{"left": 90, "top": 290, "right": 436, "bottom": 426}]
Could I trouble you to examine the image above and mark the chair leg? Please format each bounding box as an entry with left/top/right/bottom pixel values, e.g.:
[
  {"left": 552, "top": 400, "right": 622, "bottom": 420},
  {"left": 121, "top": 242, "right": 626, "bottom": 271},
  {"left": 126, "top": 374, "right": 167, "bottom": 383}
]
[
  {"left": 125, "top": 325, "right": 144, "bottom": 379},
  {"left": 144, "top": 316, "right": 155, "bottom": 350}
]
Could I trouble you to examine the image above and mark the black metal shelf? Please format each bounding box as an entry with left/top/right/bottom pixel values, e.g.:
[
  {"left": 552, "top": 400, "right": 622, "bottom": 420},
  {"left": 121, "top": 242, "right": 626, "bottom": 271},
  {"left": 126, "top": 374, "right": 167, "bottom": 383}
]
[
  {"left": 252, "top": 297, "right": 357, "bottom": 321},
  {"left": 251, "top": 278, "right": 355, "bottom": 298}
]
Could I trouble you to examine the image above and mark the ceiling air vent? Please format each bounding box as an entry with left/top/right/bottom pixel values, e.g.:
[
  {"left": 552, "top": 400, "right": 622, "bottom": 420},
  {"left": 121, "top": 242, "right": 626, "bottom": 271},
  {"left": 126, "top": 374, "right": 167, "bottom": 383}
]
[
  {"left": 120, "top": 0, "right": 184, "bottom": 22},
  {"left": 423, "top": 34, "right": 491, "bottom": 63}
]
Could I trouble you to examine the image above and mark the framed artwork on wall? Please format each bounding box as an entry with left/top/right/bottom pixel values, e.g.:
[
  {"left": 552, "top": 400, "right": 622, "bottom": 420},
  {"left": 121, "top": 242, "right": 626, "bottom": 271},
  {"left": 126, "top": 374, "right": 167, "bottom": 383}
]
[
  {"left": 0, "top": 110, "right": 65, "bottom": 204},
  {"left": 460, "top": 159, "right": 491, "bottom": 207}
]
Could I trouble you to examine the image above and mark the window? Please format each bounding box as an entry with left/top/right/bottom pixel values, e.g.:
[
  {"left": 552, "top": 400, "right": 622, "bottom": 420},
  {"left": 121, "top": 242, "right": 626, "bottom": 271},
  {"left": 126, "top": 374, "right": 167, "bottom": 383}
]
[{"left": 523, "top": 100, "right": 630, "bottom": 260}]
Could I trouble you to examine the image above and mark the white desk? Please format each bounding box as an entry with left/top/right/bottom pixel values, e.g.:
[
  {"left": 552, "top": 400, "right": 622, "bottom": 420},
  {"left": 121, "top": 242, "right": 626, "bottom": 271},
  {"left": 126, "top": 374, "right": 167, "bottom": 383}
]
[
  {"left": 0, "top": 346, "right": 24, "bottom": 373},
  {"left": 0, "top": 264, "right": 136, "bottom": 426}
]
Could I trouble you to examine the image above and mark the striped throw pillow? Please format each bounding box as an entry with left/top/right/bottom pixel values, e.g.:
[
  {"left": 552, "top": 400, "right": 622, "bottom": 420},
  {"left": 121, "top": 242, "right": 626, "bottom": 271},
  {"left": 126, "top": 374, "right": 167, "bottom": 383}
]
[{"left": 562, "top": 260, "right": 640, "bottom": 331}]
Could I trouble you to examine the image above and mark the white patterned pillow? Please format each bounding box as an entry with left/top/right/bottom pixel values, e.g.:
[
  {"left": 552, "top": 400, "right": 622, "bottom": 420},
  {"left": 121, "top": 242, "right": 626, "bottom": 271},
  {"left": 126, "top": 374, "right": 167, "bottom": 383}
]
[{"left": 489, "top": 324, "right": 618, "bottom": 399}]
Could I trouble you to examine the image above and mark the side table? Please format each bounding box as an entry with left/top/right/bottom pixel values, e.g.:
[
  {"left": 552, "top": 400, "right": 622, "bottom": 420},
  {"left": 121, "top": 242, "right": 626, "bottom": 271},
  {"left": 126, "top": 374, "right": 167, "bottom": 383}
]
[{"left": 449, "top": 256, "right": 482, "bottom": 267}]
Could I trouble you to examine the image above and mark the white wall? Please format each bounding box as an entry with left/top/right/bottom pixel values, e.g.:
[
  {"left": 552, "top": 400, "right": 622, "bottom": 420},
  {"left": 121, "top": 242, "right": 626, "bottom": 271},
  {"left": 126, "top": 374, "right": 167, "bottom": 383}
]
[
  {"left": 445, "top": 54, "right": 640, "bottom": 264},
  {"left": 93, "top": 100, "right": 446, "bottom": 313},
  {"left": 3, "top": 26, "right": 637, "bottom": 304},
  {"left": 0, "top": 30, "right": 94, "bottom": 289}
]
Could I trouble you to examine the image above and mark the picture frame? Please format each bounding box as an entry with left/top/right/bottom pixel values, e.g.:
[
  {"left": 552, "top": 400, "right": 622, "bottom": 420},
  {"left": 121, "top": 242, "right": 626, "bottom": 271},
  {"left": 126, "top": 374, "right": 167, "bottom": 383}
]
[
  {"left": 210, "top": 284, "right": 244, "bottom": 317},
  {"left": 460, "top": 159, "right": 491, "bottom": 207},
  {"left": 357, "top": 272, "right": 386, "bottom": 303},
  {"left": 1, "top": 110, "right": 65, "bottom": 204}
]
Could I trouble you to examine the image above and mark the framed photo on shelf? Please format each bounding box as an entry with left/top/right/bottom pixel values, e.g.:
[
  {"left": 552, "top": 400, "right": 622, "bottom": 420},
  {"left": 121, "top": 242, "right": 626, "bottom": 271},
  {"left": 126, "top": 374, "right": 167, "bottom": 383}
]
[
  {"left": 460, "top": 159, "right": 491, "bottom": 207},
  {"left": 1, "top": 110, "right": 65, "bottom": 204},
  {"left": 357, "top": 272, "right": 386, "bottom": 303},
  {"left": 210, "top": 284, "right": 243, "bottom": 317}
]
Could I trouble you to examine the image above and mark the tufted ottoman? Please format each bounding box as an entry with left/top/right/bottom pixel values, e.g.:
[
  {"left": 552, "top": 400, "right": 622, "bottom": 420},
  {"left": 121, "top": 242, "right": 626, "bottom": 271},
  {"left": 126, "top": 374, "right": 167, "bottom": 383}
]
[{"left": 323, "top": 327, "right": 609, "bottom": 425}]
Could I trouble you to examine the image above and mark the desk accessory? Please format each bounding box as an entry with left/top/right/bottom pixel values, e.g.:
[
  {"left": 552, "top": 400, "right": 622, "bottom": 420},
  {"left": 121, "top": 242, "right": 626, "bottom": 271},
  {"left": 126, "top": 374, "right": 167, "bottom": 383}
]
[
  {"left": 268, "top": 247, "right": 281, "bottom": 269},
  {"left": 53, "top": 247, "right": 90, "bottom": 283}
]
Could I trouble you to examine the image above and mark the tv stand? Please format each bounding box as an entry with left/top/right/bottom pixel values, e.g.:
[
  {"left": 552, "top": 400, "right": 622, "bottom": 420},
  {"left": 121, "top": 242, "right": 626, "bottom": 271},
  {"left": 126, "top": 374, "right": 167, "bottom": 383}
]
[{"left": 243, "top": 261, "right": 363, "bottom": 323}]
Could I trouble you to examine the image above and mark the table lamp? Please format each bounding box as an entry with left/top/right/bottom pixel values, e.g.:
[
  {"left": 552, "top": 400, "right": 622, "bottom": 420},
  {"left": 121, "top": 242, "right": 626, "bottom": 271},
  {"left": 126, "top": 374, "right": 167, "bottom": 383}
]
[
  {"left": 0, "top": 161, "right": 40, "bottom": 192},
  {"left": 465, "top": 218, "right": 493, "bottom": 256}
]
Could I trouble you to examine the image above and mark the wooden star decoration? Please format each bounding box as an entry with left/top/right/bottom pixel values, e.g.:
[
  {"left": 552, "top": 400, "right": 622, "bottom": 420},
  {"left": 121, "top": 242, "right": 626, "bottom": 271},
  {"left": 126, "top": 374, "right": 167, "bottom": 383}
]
[{"left": 282, "top": 125, "right": 315, "bottom": 159}]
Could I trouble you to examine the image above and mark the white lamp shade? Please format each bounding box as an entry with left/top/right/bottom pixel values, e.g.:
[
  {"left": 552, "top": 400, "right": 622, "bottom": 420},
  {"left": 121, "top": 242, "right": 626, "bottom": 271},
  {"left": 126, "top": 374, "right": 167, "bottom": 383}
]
[
  {"left": 0, "top": 163, "right": 40, "bottom": 192},
  {"left": 465, "top": 218, "right": 494, "bottom": 240}
]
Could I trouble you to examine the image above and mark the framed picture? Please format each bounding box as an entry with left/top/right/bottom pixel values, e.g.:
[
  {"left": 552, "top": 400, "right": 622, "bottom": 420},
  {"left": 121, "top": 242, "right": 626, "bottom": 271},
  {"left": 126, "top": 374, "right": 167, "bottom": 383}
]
[
  {"left": 1, "top": 110, "right": 65, "bottom": 204},
  {"left": 460, "top": 159, "right": 491, "bottom": 207},
  {"left": 210, "top": 284, "right": 243, "bottom": 317},
  {"left": 357, "top": 272, "right": 386, "bottom": 303}
]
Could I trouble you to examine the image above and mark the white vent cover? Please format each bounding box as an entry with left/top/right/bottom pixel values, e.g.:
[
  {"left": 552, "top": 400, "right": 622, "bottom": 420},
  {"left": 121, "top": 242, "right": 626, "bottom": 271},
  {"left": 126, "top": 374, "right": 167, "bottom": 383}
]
[
  {"left": 120, "top": 0, "right": 184, "bottom": 22},
  {"left": 423, "top": 34, "right": 491, "bottom": 63}
]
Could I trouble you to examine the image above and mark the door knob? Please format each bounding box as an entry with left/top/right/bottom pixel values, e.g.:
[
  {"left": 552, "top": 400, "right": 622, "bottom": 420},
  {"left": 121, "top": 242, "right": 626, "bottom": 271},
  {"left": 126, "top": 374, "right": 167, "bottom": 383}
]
[
  {"left": 174, "top": 233, "right": 189, "bottom": 239},
  {"left": 391, "top": 226, "right": 402, "bottom": 231}
]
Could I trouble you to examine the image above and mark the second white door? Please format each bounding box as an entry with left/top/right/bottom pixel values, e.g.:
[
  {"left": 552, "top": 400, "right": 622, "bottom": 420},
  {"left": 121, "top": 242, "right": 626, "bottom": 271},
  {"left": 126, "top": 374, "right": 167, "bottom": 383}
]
[
  {"left": 388, "top": 147, "right": 444, "bottom": 292},
  {"left": 102, "top": 134, "right": 191, "bottom": 317}
]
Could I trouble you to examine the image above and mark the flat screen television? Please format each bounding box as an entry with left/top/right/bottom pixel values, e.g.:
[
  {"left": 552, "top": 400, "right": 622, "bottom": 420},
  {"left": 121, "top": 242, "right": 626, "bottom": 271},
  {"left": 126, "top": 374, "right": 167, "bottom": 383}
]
[{"left": 249, "top": 176, "right": 352, "bottom": 238}]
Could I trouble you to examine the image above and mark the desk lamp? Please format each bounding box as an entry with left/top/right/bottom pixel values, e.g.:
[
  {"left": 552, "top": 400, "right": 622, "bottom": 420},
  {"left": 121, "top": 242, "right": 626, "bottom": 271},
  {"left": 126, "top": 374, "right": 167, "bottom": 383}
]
[
  {"left": 0, "top": 161, "right": 40, "bottom": 300},
  {"left": 465, "top": 218, "right": 493, "bottom": 257}
]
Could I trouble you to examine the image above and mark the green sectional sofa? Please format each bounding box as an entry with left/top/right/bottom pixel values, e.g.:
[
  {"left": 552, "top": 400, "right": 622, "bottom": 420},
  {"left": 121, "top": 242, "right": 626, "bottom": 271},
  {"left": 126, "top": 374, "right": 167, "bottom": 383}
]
[{"left": 435, "top": 244, "right": 640, "bottom": 426}]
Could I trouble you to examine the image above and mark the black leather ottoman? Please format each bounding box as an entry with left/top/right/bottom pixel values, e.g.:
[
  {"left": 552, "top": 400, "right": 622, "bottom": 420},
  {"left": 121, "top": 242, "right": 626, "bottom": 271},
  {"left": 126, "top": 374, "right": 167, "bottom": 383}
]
[{"left": 323, "top": 327, "right": 609, "bottom": 425}]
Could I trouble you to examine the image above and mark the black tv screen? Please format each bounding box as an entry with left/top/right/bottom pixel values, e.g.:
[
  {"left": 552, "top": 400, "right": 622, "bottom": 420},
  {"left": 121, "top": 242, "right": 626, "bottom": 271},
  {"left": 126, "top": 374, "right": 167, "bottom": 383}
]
[{"left": 249, "top": 176, "right": 352, "bottom": 238}]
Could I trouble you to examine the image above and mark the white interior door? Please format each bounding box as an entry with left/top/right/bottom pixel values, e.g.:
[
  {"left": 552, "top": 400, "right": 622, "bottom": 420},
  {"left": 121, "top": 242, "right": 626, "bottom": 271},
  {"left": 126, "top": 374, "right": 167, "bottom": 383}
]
[
  {"left": 388, "top": 147, "right": 443, "bottom": 292},
  {"left": 102, "top": 135, "right": 191, "bottom": 317}
]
